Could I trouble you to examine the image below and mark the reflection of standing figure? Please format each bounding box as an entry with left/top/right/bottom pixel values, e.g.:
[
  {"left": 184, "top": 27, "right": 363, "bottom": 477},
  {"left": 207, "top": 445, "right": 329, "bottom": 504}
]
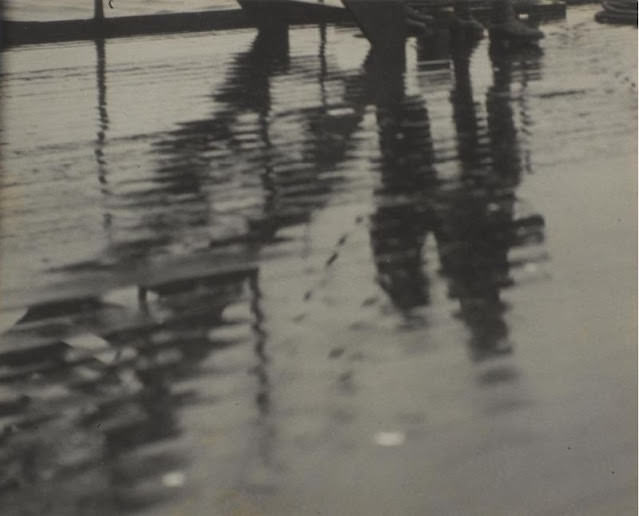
[
  {"left": 435, "top": 41, "right": 545, "bottom": 361},
  {"left": 106, "top": 26, "right": 292, "bottom": 262},
  {"left": 366, "top": 47, "right": 437, "bottom": 314}
]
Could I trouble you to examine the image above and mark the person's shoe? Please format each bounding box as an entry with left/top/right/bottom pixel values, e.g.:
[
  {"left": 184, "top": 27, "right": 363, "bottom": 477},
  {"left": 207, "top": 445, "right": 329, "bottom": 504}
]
[
  {"left": 405, "top": 4, "right": 435, "bottom": 37},
  {"left": 404, "top": 4, "right": 434, "bottom": 24},
  {"left": 489, "top": 18, "right": 544, "bottom": 41}
]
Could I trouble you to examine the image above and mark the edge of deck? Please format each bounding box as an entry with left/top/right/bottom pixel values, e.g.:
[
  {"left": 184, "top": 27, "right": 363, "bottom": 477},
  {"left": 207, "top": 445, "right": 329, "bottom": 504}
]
[
  {"left": 1, "top": 6, "right": 351, "bottom": 47},
  {"left": 1, "top": 1, "right": 567, "bottom": 48}
]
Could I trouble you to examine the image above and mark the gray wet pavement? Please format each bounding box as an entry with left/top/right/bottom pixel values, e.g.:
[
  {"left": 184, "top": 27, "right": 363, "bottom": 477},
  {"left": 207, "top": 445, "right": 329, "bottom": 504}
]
[{"left": 0, "top": 5, "right": 637, "bottom": 515}]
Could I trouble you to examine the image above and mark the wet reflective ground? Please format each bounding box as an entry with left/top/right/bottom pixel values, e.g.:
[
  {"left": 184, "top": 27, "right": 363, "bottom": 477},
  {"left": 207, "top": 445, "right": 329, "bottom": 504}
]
[{"left": 0, "top": 6, "right": 637, "bottom": 515}]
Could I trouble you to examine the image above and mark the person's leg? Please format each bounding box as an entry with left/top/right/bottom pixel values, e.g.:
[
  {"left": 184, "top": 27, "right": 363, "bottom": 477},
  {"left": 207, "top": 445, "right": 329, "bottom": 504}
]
[
  {"left": 451, "top": 0, "right": 485, "bottom": 38},
  {"left": 403, "top": 1, "right": 435, "bottom": 36},
  {"left": 489, "top": 0, "right": 544, "bottom": 40}
]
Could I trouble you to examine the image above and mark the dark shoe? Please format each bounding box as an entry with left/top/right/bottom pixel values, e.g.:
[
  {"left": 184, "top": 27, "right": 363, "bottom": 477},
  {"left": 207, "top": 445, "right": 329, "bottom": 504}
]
[
  {"left": 595, "top": 0, "right": 638, "bottom": 24},
  {"left": 489, "top": 18, "right": 544, "bottom": 41},
  {"left": 405, "top": 4, "right": 435, "bottom": 36},
  {"left": 404, "top": 4, "right": 434, "bottom": 24}
]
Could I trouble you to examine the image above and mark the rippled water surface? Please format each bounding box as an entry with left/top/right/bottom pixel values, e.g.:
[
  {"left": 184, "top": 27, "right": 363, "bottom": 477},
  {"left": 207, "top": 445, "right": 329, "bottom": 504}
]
[{"left": 0, "top": 6, "right": 636, "bottom": 515}]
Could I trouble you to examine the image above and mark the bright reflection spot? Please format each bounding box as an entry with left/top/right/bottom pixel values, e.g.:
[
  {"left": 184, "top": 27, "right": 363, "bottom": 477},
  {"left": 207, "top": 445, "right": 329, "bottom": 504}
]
[
  {"left": 328, "top": 107, "right": 355, "bottom": 117},
  {"left": 162, "top": 471, "right": 186, "bottom": 488},
  {"left": 374, "top": 431, "right": 406, "bottom": 447},
  {"left": 66, "top": 333, "right": 109, "bottom": 351}
]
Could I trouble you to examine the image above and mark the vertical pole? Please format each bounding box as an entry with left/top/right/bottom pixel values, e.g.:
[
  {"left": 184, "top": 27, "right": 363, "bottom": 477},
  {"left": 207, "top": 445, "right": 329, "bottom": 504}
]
[{"left": 94, "top": 0, "right": 105, "bottom": 21}]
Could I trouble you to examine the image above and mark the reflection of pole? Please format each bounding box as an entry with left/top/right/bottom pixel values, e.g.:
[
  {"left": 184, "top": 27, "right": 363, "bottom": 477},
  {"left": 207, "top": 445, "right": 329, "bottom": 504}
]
[
  {"left": 248, "top": 271, "right": 276, "bottom": 469},
  {"left": 94, "top": 0, "right": 105, "bottom": 20},
  {"left": 95, "top": 39, "right": 109, "bottom": 186},
  {"left": 249, "top": 271, "right": 269, "bottom": 414},
  {"left": 319, "top": 23, "right": 327, "bottom": 109},
  {"left": 95, "top": 38, "right": 113, "bottom": 236},
  {"left": 254, "top": 27, "right": 289, "bottom": 237}
]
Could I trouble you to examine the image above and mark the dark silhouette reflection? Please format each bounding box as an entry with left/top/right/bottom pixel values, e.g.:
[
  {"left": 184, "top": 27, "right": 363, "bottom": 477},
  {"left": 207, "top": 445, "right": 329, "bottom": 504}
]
[
  {"left": 366, "top": 44, "right": 437, "bottom": 314},
  {"left": 368, "top": 35, "right": 545, "bottom": 358},
  {"left": 106, "top": 23, "right": 372, "bottom": 264},
  {"left": 436, "top": 41, "right": 545, "bottom": 360},
  {"left": 104, "top": 26, "right": 293, "bottom": 261}
]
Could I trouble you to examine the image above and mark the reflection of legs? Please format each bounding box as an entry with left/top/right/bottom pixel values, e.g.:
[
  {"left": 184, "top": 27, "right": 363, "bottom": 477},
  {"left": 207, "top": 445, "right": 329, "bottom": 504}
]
[
  {"left": 370, "top": 204, "right": 431, "bottom": 312},
  {"left": 371, "top": 95, "right": 434, "bottom": 312},
  {"left": 367, "top": 47, "right": 435, "bottom": 314},
  {"left": 434, "top": 30, "right": 513, "bottom": 361}
]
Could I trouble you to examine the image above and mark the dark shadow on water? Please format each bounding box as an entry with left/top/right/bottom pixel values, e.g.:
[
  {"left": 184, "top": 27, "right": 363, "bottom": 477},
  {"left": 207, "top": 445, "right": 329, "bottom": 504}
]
[
  {"left": 367, "top": 44, "right": 437, "bottom": 314},
  {"left": 105, "top": 23, "right": 374, "bottom": 263}
]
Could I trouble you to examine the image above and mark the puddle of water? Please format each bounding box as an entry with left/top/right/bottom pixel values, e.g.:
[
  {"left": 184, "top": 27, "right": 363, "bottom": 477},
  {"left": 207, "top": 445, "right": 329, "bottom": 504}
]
[{"left": 0, "top": 7, "right": 636, "bottom": 516}]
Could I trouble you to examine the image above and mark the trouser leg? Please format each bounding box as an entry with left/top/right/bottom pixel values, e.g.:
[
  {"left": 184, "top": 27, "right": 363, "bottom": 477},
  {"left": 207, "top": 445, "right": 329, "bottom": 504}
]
[
  {"left": 491, "top": 0, "right": 517, "bottom": 24},
  {"left": 489, "top": 0, "right": 545, "bottom": 40},
  {"left": 451, "top": 0, "right": 485, "bottom": 38}
]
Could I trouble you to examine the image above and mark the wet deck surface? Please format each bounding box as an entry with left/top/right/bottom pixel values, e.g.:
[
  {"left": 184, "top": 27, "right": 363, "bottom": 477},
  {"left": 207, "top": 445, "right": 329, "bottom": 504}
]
[{"left": 0, "top": 6, "right": 637, "bottom": 515}]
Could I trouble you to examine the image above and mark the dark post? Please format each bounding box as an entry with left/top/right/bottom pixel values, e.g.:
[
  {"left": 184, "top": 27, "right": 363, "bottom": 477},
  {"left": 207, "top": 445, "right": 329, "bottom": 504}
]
[{"left": 94, "top": 0, "right": 105, "bottom": 20}]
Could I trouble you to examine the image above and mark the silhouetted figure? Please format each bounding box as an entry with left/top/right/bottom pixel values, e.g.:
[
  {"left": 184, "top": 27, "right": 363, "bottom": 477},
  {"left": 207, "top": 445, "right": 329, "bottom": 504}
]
[
  {"left": 434, "top": 40, "right": 545, "bottom": 360},
  {"left": 151, "top": 24, "right": 375, "bottom": 249},
  {"left": 365, "top": 46, "right": 438, "bottom": 314},
  {"left": 94, "top": 0, "right": 105, "bottom": 20}
]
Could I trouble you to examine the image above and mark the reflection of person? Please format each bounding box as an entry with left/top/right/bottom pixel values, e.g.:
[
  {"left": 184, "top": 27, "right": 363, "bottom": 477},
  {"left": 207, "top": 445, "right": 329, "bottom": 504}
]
[
  {"left": 433, "top": 40, "right": 545, "bottom": 360},
  {"left": 365, "top": 48, "right": 436, "bottom": 314},
  {"left": 434, "top": 45, "right": 514, "bottom": 359},
  {"left": 366, "top": 27, "right": 545, "bottom": 358},
  {"left": 160, "top": 24, "right": 375, "bottom": 240}
]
